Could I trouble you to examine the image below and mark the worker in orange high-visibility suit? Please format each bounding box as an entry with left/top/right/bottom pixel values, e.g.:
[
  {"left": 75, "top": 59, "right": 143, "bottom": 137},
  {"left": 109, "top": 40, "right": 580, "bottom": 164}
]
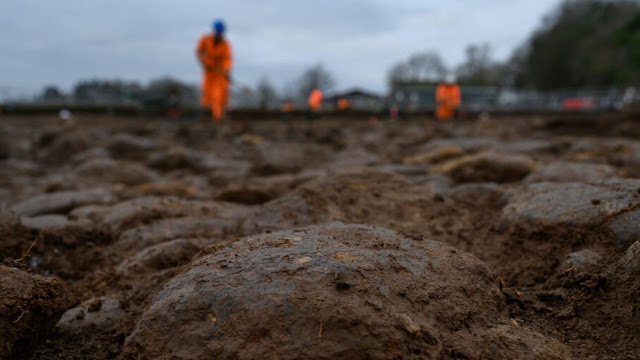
[
  {"left": 280, "top": 100, "right": 294, "bottom": 120},
  {"left": 307, "top": 89, "right": 323, "bottom": 119},
  {"left": 337, "top": 97, "right": 352, "bottom": 111},
  {"left": 281, "top": 101, "right": 294, "bottom": 113},
  {"left": 435, "top": 74, "right": 461, "bottom": 121},
  {"left": 196, "top": 20, "right": 233, "bottom": 122},
  {"left": 308, "top": 89, "right": 323, "bottom": 111}
]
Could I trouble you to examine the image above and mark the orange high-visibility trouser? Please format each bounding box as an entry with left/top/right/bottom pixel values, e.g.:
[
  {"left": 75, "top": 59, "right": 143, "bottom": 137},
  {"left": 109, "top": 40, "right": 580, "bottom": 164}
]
[
  {"left": 436, "top": 103, "right": 457, "bottom": 120},
  {"left": 201, "top": 72, "right": 229, "bottom": 121}
]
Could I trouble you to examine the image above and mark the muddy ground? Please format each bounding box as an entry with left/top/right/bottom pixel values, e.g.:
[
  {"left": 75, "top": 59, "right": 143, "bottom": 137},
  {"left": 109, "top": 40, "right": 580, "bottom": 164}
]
[{"left": 1, "top": 114, "right": 640, "bottom": 359}]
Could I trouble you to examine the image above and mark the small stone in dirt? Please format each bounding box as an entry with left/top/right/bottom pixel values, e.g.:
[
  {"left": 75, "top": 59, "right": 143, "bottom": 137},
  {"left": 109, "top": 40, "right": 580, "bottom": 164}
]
[
  {"left": 557, "top": 250, "right": 602, "bottom": 273},
  {"left": 57, "top": 297, "right": 127, "bottom": 334},
  {"left": 397, "top": 313, "right": 422, "bottom": 334},
  {"left": 621, "top": 241, "right": 640, "bottom": 276},
  {"left": 295, "top": 256, "right": 312, "bottom": 264}
]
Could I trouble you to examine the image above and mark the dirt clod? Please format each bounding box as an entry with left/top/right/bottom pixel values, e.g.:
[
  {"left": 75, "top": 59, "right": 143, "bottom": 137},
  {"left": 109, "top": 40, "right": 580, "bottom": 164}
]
[
  {"left": 123, "top": 223, "right": 567, "bottom": 360},
  {"left": 0, "top": 266, "right": 65, "bottom": 359}
]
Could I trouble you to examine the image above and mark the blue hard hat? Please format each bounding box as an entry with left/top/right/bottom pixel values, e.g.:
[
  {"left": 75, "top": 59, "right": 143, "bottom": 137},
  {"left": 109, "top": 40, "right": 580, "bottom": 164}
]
[{"left": 213, "top": 20, "right": 225, "bottom": 34}]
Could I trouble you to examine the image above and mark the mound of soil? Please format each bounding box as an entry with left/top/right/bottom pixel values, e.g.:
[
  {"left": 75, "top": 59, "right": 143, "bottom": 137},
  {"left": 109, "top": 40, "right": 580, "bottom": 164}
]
[
  {"left": 37, "top": 130, "right": 94, "bottom": 163},
  {"left": 11, "top": 189, "right": 116, "bottom": 217},
  {"left": 431, "top": 151, "right": 536, "bottom": 183},
  {"left": 107, "top": 133, "right": 157, "bottom": 161},
  {"left": 123, "top": 223, "right": 569, "bottom": 360},
  {"left": 501, "top": 180, "right": 640, "bottom": 231},
  {"left": 0, "top": 266, "right": 65, "bottom": 359},
  {"left": 73, "top": 158, "right": 158, "bottom": 185},
  {"left": 524, "top": 161, "right": 617, "bottom": 183}
]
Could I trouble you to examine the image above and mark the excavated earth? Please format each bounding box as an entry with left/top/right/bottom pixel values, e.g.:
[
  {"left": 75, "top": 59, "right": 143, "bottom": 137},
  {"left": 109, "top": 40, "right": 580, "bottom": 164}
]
[{"left": 2, "top": 114, "right": 640, "bottom": 359}]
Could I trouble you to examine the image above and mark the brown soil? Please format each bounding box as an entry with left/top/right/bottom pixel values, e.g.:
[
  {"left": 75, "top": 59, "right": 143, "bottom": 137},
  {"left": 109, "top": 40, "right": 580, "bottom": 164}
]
[{"left": 1, "top": 114, "right": 640, "bottom": 359}]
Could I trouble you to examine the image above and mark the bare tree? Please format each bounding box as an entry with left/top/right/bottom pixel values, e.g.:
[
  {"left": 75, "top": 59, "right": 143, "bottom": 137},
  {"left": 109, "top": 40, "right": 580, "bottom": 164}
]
[
  {"left": 256, "top": 77, "right": 277, "bottom": 110},
  {"left": 388, "top": 51, "right": 448, "bottom": 86},
  {"left": 455, "top": 43, "right": 501, "bottom": 85},
  {"left": 297, "top": 64, "right": 335, "bottom": 99}
]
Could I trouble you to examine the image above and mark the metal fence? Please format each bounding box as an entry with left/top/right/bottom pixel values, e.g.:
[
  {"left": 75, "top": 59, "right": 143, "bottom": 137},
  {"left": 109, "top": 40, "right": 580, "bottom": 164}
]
[
  {"left": 3, "top": 83, "right": 639, "bottom": 114},
  {"left": 389, "top": 84, "right": 638, "bottom": 113}
]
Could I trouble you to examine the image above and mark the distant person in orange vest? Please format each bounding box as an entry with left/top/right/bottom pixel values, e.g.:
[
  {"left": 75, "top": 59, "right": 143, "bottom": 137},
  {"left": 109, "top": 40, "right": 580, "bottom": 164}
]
[
  {"left": 196, "top": 20, "right": 233, "bottom": 122},
  {"left": 337, "top": 97, "right": 352, "bottom": 111},
  {"left": 281, "top": 101, "right": 294, "bottom": 113},
  {"left": 308, "top": 89, "right": 323, "bottom": 118},
  {"left": 435, "top": 74, "right": 461, "bottom": 121},
  {"left": 281, "top": 100, "right": 294, "bottom": 120}
]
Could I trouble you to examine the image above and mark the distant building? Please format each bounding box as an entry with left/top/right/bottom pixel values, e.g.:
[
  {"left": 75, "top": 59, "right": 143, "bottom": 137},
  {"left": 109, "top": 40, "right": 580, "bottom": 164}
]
[{"left": 326, "top": 88, "right": 385, "bottom": 110}]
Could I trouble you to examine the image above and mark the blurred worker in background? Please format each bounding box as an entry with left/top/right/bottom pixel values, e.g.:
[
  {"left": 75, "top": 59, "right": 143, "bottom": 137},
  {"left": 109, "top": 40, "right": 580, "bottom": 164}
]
[
  {"left": 337, "top": 97, "right": 352, "bottom": 111},
  {"left": 281, "top": 100, "right": 294, "bottom": 113},
  {"left": 196, "top": 19, "right": 233, "bottom": 122},
  {"left": 281, "top": 100, "right": 294, "bottom": 120},
  {"left": 435, "top": 74, "right": 461, "bottom": 121},
  {"left": 308, "top": 89, "right": 323, "bottom": 118}
]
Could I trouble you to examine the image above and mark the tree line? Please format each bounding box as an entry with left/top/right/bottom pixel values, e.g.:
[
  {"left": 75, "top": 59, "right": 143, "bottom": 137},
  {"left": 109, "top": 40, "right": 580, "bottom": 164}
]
[
  {"left": 37, "top": 65, "right": 335, "bottom": 110},
  {"left": 262, "top": 0, "right": 640, "bottom": 97},
  {"left": 390, "top": 0, "right": 640, "bottom": 90}
]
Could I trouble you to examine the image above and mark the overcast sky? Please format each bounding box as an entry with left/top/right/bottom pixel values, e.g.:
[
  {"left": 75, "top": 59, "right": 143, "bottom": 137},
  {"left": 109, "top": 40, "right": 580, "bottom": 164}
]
[{"left": 0, "top": 0, "right": 561, "bottom": 98}]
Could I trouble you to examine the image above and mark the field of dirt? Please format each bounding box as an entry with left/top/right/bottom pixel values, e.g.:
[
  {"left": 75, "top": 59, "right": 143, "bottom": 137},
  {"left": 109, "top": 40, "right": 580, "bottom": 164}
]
[{"left": 2, "top": 113, "right": 640, "bottom": 359}]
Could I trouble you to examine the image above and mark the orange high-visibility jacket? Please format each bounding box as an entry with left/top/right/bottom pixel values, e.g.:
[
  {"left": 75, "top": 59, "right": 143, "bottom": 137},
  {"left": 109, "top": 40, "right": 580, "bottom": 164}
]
[
  {"left": 197, "top": 35, "right": 233, "bottom": 75},
  {"left": 281, "top": 102, "right": 294, "bottom": 112},
  {"left": 435, "top": 83, "right": 461, "bottom": 108},
  {"left": 337, "top": 98, "right": 352, "bottom": 110},
  {"left": 308, "top": 89, "right": 323, "bottom": 110}
]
